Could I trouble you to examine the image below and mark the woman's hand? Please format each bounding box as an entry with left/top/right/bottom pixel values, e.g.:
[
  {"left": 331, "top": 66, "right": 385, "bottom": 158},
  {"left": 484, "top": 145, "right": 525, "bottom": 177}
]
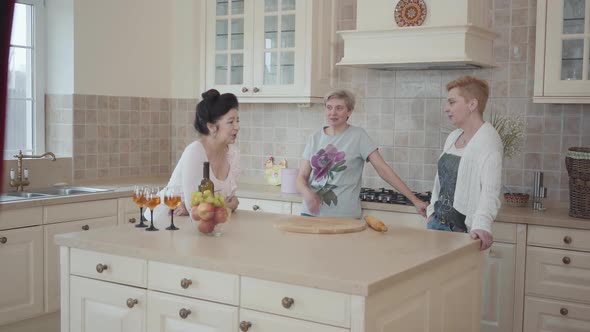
[
  {"left": 303, "top": 191, "right": 321, "bottom": 215},
  {"left": 470, "top": 229, "right": 493, "bottom": 251},
  {"left": 174, "top": 203, "right": 189, "bottom": 216}
]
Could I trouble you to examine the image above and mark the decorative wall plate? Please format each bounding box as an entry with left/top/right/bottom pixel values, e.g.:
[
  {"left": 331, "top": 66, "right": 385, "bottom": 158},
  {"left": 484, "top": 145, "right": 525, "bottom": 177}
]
[{"left": 394, "top": 0, "right": 427, "bottom": 27}]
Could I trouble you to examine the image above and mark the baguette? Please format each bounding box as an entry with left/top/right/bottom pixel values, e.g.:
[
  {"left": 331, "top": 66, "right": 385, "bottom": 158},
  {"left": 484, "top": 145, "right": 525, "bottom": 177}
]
[{"left": 364, "top": 215, "right": 388, "bottom": 232}]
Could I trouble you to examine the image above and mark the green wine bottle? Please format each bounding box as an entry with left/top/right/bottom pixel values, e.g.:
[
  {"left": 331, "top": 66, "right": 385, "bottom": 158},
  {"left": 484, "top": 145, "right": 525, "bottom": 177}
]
[{"left": 198, "top": 161, "right": 215, "bottom": 194}]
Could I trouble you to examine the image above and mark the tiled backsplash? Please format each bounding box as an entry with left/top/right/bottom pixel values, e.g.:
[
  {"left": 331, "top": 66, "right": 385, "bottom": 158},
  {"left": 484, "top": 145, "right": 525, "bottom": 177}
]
[{"left": 44, "top": 0, "right": 590, "bottom": 202}]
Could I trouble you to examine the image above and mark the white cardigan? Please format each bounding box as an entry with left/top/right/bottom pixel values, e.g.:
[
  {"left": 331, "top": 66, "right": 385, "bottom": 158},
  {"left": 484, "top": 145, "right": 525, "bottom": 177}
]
[{"left": 427, "top": 122, "right": 503, "bottom": 234}]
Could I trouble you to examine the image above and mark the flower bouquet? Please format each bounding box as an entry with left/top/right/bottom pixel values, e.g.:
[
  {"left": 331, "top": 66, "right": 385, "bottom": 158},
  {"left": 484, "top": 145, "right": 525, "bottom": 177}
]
[{"left": 189, "top": 190, "right": 231, "bottom": 236}]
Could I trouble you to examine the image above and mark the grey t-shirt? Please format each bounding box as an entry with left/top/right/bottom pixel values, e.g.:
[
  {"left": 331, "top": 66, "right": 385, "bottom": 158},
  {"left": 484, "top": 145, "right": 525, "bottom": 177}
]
[{"left": 302, "top": 126, "right": 378, "bottom": 218}]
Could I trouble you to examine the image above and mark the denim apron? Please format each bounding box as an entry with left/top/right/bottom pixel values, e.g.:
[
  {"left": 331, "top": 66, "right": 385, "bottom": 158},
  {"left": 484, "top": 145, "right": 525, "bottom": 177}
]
[{"left": 428, "top": 152, "right": 468, "bottom": 233}]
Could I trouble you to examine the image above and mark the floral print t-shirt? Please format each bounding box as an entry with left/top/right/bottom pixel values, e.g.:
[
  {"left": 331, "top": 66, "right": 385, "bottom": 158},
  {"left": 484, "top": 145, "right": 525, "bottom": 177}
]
[{"left": 302, "top": 125, "right": 378, "bottom": 218}]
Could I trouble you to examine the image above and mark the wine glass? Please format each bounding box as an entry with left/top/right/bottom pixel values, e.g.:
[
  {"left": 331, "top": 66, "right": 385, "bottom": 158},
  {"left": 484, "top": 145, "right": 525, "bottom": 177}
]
[
  {"left": 132, "top": 185, "right": 148, "bottom": 228},
  {"left": 164, "top": 186, "right": 182, "bottom": 230},
  {"left": 144, "top": 187, "right": 160, "bottom": 231}
]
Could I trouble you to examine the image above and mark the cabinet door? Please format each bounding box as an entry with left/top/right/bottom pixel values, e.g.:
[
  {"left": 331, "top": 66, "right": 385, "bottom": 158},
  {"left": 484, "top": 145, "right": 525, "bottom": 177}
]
[
  {"left": 0, "top": 226, "right": 43, "bottom": 326},
  {"left": 250, "top": 0, "right": 306, "bottom": 96},
  {"left": 147, "top": 291, "right": 238, "bottom": 332},
  {"left": 206, "top": 0, "right": 254, "bottom": 96},
  {"left": 69, "top": 276, "right": 146, "bottom": 332},
  {"left": 524, "top": 296, "right": 590, "bottom": 332},
  {"left": 237, "top": 198, "right": 291, "bottom": 214},
  {"left": 238, "top": 308, "right": 348, "bottom": 332},
  {"left": 44, "top": 216, "right": 117, "bottom": 313},
  {"left": 481, "top": 242, "right": 516, "bottom": 332}
]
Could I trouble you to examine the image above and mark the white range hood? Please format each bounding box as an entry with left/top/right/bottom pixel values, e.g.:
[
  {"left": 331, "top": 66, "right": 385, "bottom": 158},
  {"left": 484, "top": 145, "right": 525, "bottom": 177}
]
[{"left": 337, "top": 0, "right": 497, "bottom": 70}]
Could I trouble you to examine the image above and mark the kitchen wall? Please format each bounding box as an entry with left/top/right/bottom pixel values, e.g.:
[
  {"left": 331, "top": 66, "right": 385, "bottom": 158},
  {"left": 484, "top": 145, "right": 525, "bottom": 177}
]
[{"left": 46, "top": 0, "right": 590, "bottom": 202}]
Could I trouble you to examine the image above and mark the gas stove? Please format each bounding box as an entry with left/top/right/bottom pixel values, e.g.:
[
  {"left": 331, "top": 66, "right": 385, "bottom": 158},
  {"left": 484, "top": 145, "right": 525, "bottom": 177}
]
[{"left": 360, "top": 187, "right": 431, "bottom": 205}]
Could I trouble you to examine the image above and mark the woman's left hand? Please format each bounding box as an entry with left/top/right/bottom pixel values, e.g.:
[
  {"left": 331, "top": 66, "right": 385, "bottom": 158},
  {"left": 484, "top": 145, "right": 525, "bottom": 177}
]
[
  {"left": 174, "top": 204, "right": 189, "bottom": 216},
  {"left": 470, "top": 229, "right": 493, "bottom": 250},
  {"left": 413, "top": 200, "right": 428, "bottom": 217}
]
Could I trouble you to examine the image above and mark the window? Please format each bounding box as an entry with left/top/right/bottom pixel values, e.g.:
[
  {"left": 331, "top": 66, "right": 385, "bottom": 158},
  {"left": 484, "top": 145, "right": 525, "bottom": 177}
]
[{"left": 5, "top": 0, "right": 45, "bottom": 158}]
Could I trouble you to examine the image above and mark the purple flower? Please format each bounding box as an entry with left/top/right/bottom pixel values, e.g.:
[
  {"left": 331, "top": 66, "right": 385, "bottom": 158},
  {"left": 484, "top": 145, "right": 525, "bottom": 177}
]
[{"left": 311, "top": 144, "right": 345, "bottom": 182}]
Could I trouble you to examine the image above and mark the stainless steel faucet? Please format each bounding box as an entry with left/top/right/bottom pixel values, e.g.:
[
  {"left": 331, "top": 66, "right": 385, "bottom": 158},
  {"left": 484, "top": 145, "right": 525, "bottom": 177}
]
[
  {"left": 9, "top": 150, "right": 57, "bottom": 191},
  {"left": 532, "top": 171, "right": 547, "bottom": 211}
]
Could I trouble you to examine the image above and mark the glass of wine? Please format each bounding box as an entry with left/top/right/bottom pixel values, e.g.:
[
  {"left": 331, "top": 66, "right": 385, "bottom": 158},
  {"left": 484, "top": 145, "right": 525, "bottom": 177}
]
[
  {"left": 132, "top": 185, "right": 148, "bottom": 228},
  {"left": 164, "top": 186, "right": 182, "bottom": 230},
  {"left": 144, "top": 186, "right": 160, "bottom": 231}
]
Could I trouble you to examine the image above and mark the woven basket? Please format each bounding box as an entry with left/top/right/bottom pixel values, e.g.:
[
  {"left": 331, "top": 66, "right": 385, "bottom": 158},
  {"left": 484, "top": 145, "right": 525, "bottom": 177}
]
[
  {"left": 565, "top": 147, "right": 590, "bottom": 219},
  {"left": 503, "top": 193, "right": 530, "bottom": 207}
]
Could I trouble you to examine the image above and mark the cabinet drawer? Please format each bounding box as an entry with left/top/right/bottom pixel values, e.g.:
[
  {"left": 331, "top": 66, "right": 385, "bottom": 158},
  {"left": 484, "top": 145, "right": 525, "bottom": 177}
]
[
  {"left": 239, "top": 308, "right": 349, "bottom": 332},
  {"left": 70, "top": 248, "right": 147, "bottom": 287},
  {"left": 119, "top": 197, "right": 137, "bottom": 214},
  {"left": 491, "top": 222, "right": 516, "bottom": 243},
  {"left": 526, "top": 246, "right": 590, "bottom": 303},
  {"left": 148, "top": 261, "right": 239, "bottom": 305},
  {"left": 147, "top": 291, "right": 238, "bottom": 332},
  {"left": 241, "top": 277, "right": 351, "bottom": 328},
  {"left": 0, "top": 207, "right": 43, "bottom": 230},
  {"left": 528, "top": 225, "right": 590, "bottom": 252},
  {"left": 238, "top": 198, "right": 291, "bottom": 214},
  {"left": 44, "top": 199, "right": 118, "bottom": 224},
  {"left": 524, "top": 296, "right": 590, "bottom": 332}
]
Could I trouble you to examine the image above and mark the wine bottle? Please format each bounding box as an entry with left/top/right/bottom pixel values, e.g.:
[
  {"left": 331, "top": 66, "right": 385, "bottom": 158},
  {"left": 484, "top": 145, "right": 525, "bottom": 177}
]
[{"left": 198, "top": 161, "right": 215, "bottom": 193}]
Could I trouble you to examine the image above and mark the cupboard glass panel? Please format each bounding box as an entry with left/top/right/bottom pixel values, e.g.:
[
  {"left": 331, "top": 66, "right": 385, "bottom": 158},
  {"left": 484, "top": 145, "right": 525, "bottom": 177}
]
[
  {"left": 230, "top": 54, "right": 244, "bottom": 84},
  {"left": 264, "top": 16, "right": 278, "bottom": 49},
  {"left": 280, "top": 52, "right": 295, "bottom": 84},
  {"left": 561, "top": 39, "right": 584, "bottom": 80},
  {"left": 265, "top": 0, "right": 278, "bottom": 12},
  {"left": 216, "top": 20, "right": 228, "bottom": 50},
  {"left": 562, "top": 0, "right": 585, "bottom": 34},
  {"left": 231, "top": 0, "right": 244, "bottom": 15},
  {"left": 282, "top": 0, "right": 296, "bottom": 11},
  {"left": 215, "top": 54, "right": 228, "bottom": 85},
  {"left": 264, "top": 52, "right": 278, "bottom": 84},
  {"left": 281, "top": 15, "right": 296, "bottom": 48},
  {"left": 231, "top": 19, "right": 244, "bottom": 50},
  {"left": 216, "top": 0, "right": 228, "bottom": 16}
]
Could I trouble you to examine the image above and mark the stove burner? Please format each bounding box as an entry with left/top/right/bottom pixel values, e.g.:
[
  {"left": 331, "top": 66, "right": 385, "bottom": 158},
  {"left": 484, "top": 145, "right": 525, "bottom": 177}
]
[{"left": 360, "top": 187, "right": 431, "bottom": 205}]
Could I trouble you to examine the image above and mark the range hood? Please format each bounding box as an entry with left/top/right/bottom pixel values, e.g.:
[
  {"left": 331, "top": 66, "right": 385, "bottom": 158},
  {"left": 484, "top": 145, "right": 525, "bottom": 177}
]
[{"left": 337, "top": 0, "right": 497, "bottom": 70}]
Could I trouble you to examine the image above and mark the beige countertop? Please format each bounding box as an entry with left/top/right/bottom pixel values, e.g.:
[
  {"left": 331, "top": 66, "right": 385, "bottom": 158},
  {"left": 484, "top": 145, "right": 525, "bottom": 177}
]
[
  {"left": 2, "top": 176, "right": 589, "bottom": 230},
  {"left": 55, "top": 210, "right": 479, "bottom": 296}
]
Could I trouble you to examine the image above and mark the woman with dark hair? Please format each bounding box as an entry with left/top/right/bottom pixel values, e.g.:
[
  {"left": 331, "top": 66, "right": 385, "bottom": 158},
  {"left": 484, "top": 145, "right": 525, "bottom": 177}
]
[{"left": 150, "top": 89, "right": 241, "bottom": 220}]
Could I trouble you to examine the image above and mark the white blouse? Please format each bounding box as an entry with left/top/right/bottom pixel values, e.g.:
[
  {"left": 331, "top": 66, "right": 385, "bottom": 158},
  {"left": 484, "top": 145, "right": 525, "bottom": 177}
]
[{"left": 427, "top": 122, "right": 503, "bottom": 234}]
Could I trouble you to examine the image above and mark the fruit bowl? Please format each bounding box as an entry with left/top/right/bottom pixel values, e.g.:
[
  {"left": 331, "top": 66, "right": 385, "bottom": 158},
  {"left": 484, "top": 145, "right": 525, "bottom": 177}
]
[
  {"left": 503, "top": 193, "right": 530, "bottom": 207},
  {"left": 190, "top": 203, "right": 231, "bottom": 237}
]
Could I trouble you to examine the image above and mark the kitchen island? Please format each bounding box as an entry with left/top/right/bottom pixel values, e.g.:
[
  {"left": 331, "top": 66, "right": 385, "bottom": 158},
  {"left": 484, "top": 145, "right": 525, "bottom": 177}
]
[{"left": 56, "top": 210, "right": 483, "bottom": 332}]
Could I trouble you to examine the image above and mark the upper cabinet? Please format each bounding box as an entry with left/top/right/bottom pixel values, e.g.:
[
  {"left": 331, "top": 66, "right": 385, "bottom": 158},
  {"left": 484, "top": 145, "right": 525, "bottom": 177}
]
[
  {"left": 204, "top": 0, "right": 338, "bottom": 104},
  {"left": 534, "top": 0, "right": 590, "bottom": 103}
]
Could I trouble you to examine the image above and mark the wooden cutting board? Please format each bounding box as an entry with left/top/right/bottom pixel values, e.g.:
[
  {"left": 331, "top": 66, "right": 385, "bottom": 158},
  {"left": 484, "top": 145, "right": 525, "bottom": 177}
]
[{"left": 275, "top": 216, "right": 367, "bottom": 234}]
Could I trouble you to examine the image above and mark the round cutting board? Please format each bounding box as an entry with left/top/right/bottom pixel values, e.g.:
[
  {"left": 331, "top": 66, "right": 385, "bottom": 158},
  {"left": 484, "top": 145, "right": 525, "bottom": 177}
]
[{"left": 275, "top": 216, "right": 367, "bottom": 234}]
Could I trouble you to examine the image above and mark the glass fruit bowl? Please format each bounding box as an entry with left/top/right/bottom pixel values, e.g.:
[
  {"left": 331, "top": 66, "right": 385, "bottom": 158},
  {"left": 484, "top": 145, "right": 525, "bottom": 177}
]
[{"left": 190, "top": 202, "right": 231, "bottom": 237}]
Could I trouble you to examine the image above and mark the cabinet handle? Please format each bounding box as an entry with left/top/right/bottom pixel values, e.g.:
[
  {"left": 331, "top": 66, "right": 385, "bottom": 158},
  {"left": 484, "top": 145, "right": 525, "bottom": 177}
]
[
  {"left": 179, "top": 308, "right": 191, "bottom": 319},
  {"left": 562, "top": 256, "right": 571, "bottom": 265},
  {"left": 560, "top": 307, "right": 568, "bottom": 316},
  {"left": 96, "top": 263, "right": 108, "bottom": 273},
  {"left": 253, "top": 87, "right": 260, "bottom": 93},
  {"left": 0, "top": 237, "right": 6, "bottom": 244},
  {"left": 128, "top": 217, "right": 136, "bottom": 224},
  {"left": 82, "top": 225, "right": 90, "bottom": 231},
  {"left": 241, "top": 87, "right": 249, "bottom": 93},
  {"left": 239, "top": 321, "right": 252, "bottom": 332},
  {"left": 252, "top": 205, "right": 260, "bottom": 211},
  {"left": 281, "top": 296, "right": 294, "bottom": 309},
  {"left": 126, "top": 298, "right": 138, "bottom": 308},
  {"left": 563, "top": 236, "right": 572, "bottom": 244},
  {"left": 180, "top": 278, "right": 192, "bottom": 289}
]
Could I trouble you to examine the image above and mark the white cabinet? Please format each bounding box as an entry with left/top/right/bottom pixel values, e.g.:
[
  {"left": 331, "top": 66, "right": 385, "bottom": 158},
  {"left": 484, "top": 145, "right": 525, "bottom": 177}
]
[
  {"left": 524, "top": 296, "right": 590, "bottom": 332},
  {"left": 237, "top": 197, "right": 291, "bottom": 214},
  {"left": 147, "top": 291, "right": 238, "bottom": 332},
  {"left": 205, "top": 0, "right": 337, "bottom": 103},
  {"left": 0, "top": 206, "right": 42, "bottom": 230},
  {"left": 239, "top": 308, "right": 348, "bottom": 332},
  {"left": 69, "top": 276, "right": 146, "bottom": 332},
  {"left": 481, "top": 242, "right": 516, "bottom": 332},
  {"left": 118, "top": 197, "right": 141, "bottom": 226},
  {"left": 534, "top": 0, "right": 590, "bottom": 103},
  {"left": 44, "top": 217, "right": 117, "bottom": 313},
  {"left": 0, "top": 226, "right": 44, "bottom": 326}
]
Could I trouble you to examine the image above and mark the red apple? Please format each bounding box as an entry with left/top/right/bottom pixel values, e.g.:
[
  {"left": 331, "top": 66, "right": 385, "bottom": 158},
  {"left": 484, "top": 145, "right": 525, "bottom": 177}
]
[
  {"left": 190, "top": 206, "right": 201, "bottom": 221},
  {"left": 196, "top": 202, "right": 215, "bottom": 221},
  {"left": 214, "top": 207, "right": 229, "bottom": 224},
  {"left": 198, "top": 220, "right": 217, "bottom": 234}
]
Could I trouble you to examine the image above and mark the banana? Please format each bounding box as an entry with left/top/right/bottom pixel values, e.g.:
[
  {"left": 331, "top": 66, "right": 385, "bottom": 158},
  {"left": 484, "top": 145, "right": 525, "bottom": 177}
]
[{"left": 364, "top": 215, "right": 388, "bottom": 232}]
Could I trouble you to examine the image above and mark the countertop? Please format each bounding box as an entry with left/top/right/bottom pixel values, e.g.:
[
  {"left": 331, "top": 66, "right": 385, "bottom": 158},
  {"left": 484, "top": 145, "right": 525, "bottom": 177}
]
[
  {"left": 1, "top": 176, "right": 589, "bottom": 230},
  {"left": 55, "top": 210, "right": 479, "bottom": 296}
]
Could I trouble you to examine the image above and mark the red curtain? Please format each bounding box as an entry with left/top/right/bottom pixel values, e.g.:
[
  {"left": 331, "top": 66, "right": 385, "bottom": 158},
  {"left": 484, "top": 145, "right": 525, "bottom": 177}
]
[{"left": 1, "top": 0, "right": 16, "bottom": 188}]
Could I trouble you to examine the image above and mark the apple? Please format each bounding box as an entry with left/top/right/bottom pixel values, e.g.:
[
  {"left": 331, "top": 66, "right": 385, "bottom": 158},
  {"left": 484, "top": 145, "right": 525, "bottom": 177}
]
[
  {"left": 198, "top": 220, "right": 217, "bottom": 234},
  {"left": 196, "top": 202, "right": 215, "bottom": 221},
  {"left": 214, "top": 207, "right": 229, "bottom": 224},
  {"left": 190, "top": 206, "right": 201, "bottom": 221}
]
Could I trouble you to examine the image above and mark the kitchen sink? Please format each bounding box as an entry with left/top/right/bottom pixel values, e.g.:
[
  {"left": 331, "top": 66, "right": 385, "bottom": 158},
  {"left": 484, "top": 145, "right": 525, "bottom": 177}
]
[
  {"left": 4, "top": 192, "right": 55, "bottom": 198},
  {"left": 33, "top": 186, "right": 113, "bottom": 196}
]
